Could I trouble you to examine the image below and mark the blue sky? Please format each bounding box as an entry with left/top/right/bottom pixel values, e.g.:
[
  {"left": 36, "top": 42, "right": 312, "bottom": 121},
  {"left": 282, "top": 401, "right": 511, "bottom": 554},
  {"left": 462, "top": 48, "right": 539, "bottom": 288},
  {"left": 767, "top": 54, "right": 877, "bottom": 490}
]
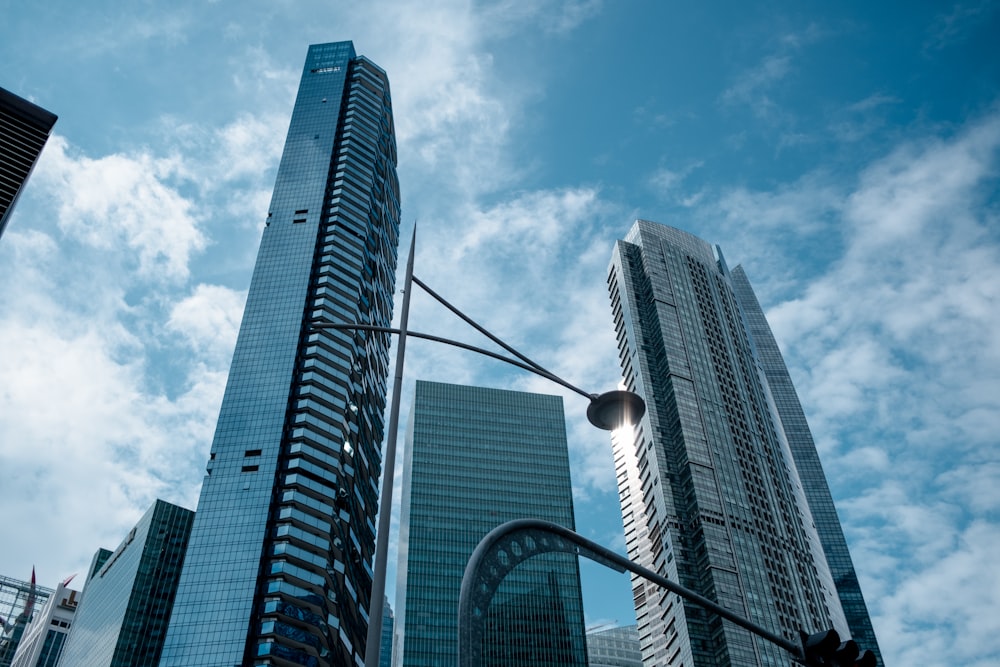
[{"left": 1, "top": 1, "right": 998, "bottom": 664}]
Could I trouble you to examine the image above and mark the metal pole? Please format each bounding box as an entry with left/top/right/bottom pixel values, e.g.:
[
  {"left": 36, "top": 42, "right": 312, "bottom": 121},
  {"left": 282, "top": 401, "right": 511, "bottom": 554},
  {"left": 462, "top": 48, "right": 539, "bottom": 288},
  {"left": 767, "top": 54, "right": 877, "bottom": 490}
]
[
  {"left": 309, "top": 323, "right": 594, "bottom": 402},
  {"left": 364, "top": 226, "right": 415, "bottom": 667}
]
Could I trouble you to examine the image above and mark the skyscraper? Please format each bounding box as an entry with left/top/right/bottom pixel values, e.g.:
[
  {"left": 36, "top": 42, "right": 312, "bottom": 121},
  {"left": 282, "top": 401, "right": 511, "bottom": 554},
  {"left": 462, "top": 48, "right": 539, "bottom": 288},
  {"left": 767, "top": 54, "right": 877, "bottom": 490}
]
[
  {"left": 395, "top": 381, "right": 588, "bottom": 667},
  {"left": 0, "top": 86, "right": 57, "bottom": 239},
  {"left": 160, "top": 41, "right": 400, "bottom": 667},
  {"left": 729, "top": 269, "right": 883, "bottom": 663},
  {"left": 607, "top": 220, "right": 878, "bottom": 665},
  {"left": 59, "top": 500, "right": 194, "bottom": 667},
  {"left": 0, "top": 573, "right": 53, "bottom": 667},
  {"left": 585, "top": 625, "right": 642, "bottom": 667},
  {"left": 8, "top": 577, "right": 78, "bottom": 667},
  {"left": 379, "top": 597, "right": 393, "bottom": 667}
]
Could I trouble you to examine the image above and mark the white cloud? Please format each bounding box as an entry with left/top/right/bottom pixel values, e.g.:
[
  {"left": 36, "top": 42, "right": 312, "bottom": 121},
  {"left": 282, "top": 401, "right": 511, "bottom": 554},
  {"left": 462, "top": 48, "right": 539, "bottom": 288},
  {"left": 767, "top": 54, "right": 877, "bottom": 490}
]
[
  {"left": 480, "top": 0, "right": 603, "bottom": 36},
  {"left": 362, "top": 0, "right": 604, "bottom": 207},
  {"left": 716, "top": 175, "right": 841, "bottom": 233},
  {"left": 0, "top": 312, "right": 219, "bottom": 580},
  {"left": 64, "top": 7, "right": 193, "bottom": 57},
  {"left": 648, "top": 160, "right": 704, "bottom": 204},
  {"left": 879, "top": 521, "right": 1000, "bottom": 667},
  {"left": 0, "top": 123, "right": 259, "bottom": 583},
  {"left": 34, "top": 136, "right": 207, "bottom": 282},
  {"left": 689, "top": 171, "right": 845, "bottom": 303},
  {"left": 392, "top": 185, "right": 629, "bottom": 508},
  {"left": 228, "top": 45, "right": 300, "bottom": 102},
  {"left": 632, "top": 106, "right": 1000, "bottom": 664},
  {"left": 720, "top": 54, "right": 791, "bottom": 117},
  {"left": 924, "top": 1, "right": 996, "bottom": 52},
  {"left": 168, "top": 284, "right": 246, "bottom": 364},
  {"left": 846, "top": 93, "right": 899, "bottom": 113},
  {"left": 719, "top": 24, "right": 826, "bottom": 124},
  {"left": 370, "top": 3, "right": 506, "bottom": 168},
  {"left": 753, "top": 109, "right": 1000, "bottom": 662},
  {"left": 9, "top": 6, "right": 995, "bottom": 663}
]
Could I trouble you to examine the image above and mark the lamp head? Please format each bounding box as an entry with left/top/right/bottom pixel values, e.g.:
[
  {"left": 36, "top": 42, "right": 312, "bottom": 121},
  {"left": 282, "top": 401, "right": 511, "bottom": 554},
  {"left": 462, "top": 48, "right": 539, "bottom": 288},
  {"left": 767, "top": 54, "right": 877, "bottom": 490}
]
[{"left": 586, "top": 390, "right": 646, "bottom": 431}]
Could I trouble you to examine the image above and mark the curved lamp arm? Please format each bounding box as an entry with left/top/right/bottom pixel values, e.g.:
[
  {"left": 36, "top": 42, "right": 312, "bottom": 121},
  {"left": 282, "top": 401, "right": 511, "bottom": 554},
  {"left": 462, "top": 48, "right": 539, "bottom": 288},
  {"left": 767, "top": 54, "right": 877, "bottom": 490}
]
[{"left": 457, "top": 519, "right": 803, "bottom": 667}]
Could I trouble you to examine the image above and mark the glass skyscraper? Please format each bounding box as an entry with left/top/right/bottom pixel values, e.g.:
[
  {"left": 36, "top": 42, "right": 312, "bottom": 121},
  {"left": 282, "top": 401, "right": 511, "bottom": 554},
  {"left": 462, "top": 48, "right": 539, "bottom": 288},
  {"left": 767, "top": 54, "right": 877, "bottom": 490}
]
[
  {"left": 379, "top": 597, "right": 393, "bottom": 667},
  {"left": 59, "top": 500, "right": 193, "bottom": 667},
  {"left": 0, "top": 574, "right": 53, "bottom": 667},
  {"left": 0, "top": 86, "right": 57, "bottom": 239},
  {"left": 395, "top": 381, "right": 588, "bottom": 667},
  {"left": 606, "top": 220, "right": 879, "bottom": 665},
  {"left": 729, "top": 268, "right": 883, "bottom": 663},
  {"left": 8, "top": 578, "right": 78, "bottom": 667},
  {"left": 585, "top": 625, "right": 641, "bottom": 667},
  {"left": 160, "top": 41, "right": 400, "bottom": 667}
]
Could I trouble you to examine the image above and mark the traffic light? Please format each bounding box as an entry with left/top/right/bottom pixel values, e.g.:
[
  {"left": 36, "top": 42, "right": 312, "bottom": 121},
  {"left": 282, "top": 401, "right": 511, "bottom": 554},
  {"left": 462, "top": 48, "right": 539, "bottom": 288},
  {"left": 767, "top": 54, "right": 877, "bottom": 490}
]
[
  {"left": 800, "top": 629, "right": 877, "bottom": 666},
  {"left": 855, "top": 649, "right": 877, "bottom": 667},
  {"left": 800, "top": 629, "right": 839, "bottom": 665}
]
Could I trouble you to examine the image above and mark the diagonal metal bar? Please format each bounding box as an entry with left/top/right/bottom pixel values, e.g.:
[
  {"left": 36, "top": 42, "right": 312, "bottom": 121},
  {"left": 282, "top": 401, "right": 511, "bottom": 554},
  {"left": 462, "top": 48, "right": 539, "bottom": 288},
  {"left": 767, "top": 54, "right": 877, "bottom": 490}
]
[
  {"left": 308, "top": 322, "right": 594, "bottom": 401},
  {"left": 410, "top": 274, "right": 579, "bottom": 389}
]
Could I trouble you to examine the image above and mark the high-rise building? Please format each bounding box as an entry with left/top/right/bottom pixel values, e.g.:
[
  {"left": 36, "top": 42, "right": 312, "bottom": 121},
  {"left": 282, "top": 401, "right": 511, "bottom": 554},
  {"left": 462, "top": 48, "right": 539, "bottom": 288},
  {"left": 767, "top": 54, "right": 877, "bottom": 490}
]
[
  {"left": 160, "top": 41, "right": 400, "bottom": 667},
  {"left": 395, "top": 381, "right": 588, "bottom": 666},
  {"left": 606, "top": 220, "right": 879, "bottom": 665},
  {"left": 8, "top": 577, "right": 77, "bottom": 667},
  {"left": 729, "top": 268, "right": 883, "bottom": 663},
  {"left": 379, "top": 597, "right": 393, "bottom": 667},
  {"left": 585, "top": 625, "right": 641, "bottom": 667},
  {"left": 59, "top": 500, "right": 194, "bottom": 667},
  {"left": 0, "top": 573, "right": 53, "bottom": 667},
  {"left": 0, "top": 86, "right": 57, "bottom": 239}
]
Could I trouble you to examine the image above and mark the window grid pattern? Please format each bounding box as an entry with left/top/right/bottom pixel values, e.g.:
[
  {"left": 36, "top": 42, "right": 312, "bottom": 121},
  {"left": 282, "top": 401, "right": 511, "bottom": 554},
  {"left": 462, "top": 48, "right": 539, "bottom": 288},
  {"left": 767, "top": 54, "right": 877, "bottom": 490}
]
[
  {"left": 396, "top": 381, "right": 588, "bottom": 667},
  {"left": 586, "top": 624, "right": 642, "bottom": 667},
  {"left": 57, "top": 501, "right": 194, "bottom": 667},
  {"left": 159, "top": 41, "right": 399, "bottom": 667},
  {"left": 730, "top": 267, "right": 883, "bottom": 665},
  {"left": 7, "top": 581, "right": 76, "bottom": 667},
  {"left": 0, "top": 576, "right": 54, "bottom": 667},
  {"left": 607, "top": 221, "right": 851, "bottom": 667},
  {"left": 0, "top": 87, "right": 57, "bottom": 237}
]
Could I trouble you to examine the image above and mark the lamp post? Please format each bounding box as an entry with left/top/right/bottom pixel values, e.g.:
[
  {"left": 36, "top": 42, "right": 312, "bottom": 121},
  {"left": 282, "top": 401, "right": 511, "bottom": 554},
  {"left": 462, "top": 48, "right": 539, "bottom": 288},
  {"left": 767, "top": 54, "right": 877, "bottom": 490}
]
[
  {"left": 311, "top": 228, "right": 646, "bottom": 667},
  {"left": 459, "top": 520, "right": 876, "bottom": 667}
]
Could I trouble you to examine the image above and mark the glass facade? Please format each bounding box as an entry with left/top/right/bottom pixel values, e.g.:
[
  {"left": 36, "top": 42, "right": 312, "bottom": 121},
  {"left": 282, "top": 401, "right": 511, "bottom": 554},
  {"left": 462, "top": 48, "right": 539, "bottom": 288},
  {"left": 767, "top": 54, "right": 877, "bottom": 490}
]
[
  {"left": 729, "top": 267, "right": 883, "bottom": 664},
  {"left": 0, "top": 575, "right": 53, "bottom": 667},
  {"left": 159, "top": 41, "right": 400, "bottom": 667},
  {"left": 396, "top": 381, "right": 588, "bottom": 667},
  {"left": 8, "top": 580, "right": 77, "bottom": 667},
  {"left": 0, "top": 86, "right": 57, "bottom": 239},
  {"left": 585, "top": 625, "right": 641, "bottom": 667},
  {"left": 58, "top": 500, "right": 193, "bottom": 667},
  {"left": 607, "top": 220, "right": 857, "bottom": 666},
  {"left": 379, "top": 597, "right": 392, "bottom": 667}
]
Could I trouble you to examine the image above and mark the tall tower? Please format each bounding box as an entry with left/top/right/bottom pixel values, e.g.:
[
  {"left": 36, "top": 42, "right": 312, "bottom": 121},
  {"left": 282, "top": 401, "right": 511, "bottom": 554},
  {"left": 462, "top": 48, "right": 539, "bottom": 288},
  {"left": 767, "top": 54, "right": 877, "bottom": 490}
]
[
  {"left": 0, "top": 86, "right": 57, "bottom": 239},
  {"left": 59, "top": 500, "right": 194, "bottom": 667},
  {"left": 160, "top": 41, "right": 400, "bottom": 667},
  {"left": 396, "top": 381, "right": 588, "bottom": 666},
  {"left": 0, "top": 573, "right": 53, "bottom": 667},
  {"left": 8, "top": 577, "right": 78, "bottom": 667},
  {"left": 729, "top": 269, "right": 883, "bottom": 663},
  {"left": 607, "top": 220, "right": 877, "bottom": 666},
  {"left": 585, "top": 625, "right": 642, "bottom": 667},
  {"left": 379, "top": 597, "right": 393, "bottom": 667}
]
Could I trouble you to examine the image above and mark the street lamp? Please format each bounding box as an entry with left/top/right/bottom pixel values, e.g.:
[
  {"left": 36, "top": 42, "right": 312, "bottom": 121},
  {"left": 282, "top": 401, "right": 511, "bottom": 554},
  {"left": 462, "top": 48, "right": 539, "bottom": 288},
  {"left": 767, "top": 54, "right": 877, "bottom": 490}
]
[
  {"left": 311, "top": 228, "right": 646, "bottom": 667},
  {"left": 459, "top": 520, "right": 877, "bottom": 667}
]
